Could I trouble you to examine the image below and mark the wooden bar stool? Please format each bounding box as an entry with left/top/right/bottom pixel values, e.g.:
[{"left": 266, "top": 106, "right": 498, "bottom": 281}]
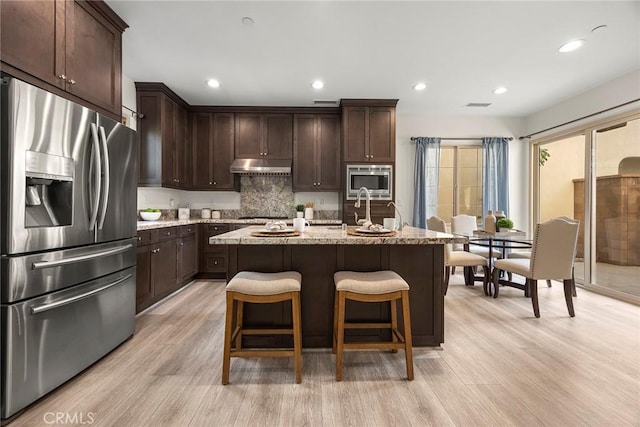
[
  {"left": 222, "top": 271, "right": 302, "bottom": 384},
  {"left": 332, "top": 270, "right": 413, "bottom": 381}
]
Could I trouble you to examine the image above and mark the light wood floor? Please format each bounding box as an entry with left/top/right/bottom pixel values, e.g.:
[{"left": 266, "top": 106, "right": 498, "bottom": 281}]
[{"left": 11, "top": 274, "right": 640, "bottom": 426}]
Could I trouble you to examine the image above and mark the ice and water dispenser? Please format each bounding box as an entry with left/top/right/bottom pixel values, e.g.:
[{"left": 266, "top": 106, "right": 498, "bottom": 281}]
[{"left": 24, "top": 151, "right": 73, "bottom": 228}]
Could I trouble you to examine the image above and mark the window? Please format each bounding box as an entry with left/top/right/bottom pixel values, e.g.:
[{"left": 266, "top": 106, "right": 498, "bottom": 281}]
[{"left": 437, "top": 146, "right": 483, "bottom": 224}]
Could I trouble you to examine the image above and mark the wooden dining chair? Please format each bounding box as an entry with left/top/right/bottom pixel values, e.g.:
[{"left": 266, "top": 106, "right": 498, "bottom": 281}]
[
  {"left": 427, "top": 216, "right": 490, "bottom": 295},
  {"left": 492, "top": 217, "right": 580, "bottom": 318}
]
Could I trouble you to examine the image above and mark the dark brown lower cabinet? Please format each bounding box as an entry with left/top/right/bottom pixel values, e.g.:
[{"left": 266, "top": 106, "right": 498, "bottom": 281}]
[
  {"left": 177, "top": 232, "right": 197, "bottom": 282},
  {"left": 135, "top": 225, "right": 197, "bottom": 313},
  {"left": 199, "top": 224, "right": 229, "bottom": 274},
  {"left": 226, "top": 244, "right": 444, "bottom": 348}
]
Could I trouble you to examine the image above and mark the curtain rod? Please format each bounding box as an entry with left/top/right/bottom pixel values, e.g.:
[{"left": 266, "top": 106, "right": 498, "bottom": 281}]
[
  {"left": 410, "top": 137, "right": 513, "bottom": 143},
  {"left": 518, "top": 98, "right": 640, "bottom": 140}
]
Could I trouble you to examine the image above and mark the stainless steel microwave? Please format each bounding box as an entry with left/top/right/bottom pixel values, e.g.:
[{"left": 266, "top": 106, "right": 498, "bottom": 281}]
[{"left": 346, "top": 164, "right": 393, "bottom": 200}]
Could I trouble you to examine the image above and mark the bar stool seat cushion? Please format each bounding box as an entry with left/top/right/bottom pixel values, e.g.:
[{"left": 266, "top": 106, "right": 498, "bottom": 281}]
[
  {"left": 226, "top": 271, "right": 302, "bottom": 295},
  {"left": 334, "top": 271, "right": 409, "bottom": 294}
]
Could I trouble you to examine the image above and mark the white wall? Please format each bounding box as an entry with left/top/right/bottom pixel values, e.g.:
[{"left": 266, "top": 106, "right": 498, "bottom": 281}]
[
  {"left": 395, "top": 114, "right": 527, "bottom": 229},
  {"left": 522, "top": 69, "right": 640, "bottom": 136},
  {"left": 121, "top": 75, "right": 137, "bottom": 131}
]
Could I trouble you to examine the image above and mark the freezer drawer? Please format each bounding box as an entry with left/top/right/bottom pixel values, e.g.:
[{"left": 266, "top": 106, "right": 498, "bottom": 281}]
[
  {"left": 1, "top": 239, "right": 136, "bottom": 304},
  {"left": 1, "top": 267, "right": 136, "bottom": 420}
]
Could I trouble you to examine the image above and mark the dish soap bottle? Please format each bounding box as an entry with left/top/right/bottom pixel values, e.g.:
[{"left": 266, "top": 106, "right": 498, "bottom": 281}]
[{"left": 485, "top": 210, "right": 496, "bottom": 234}]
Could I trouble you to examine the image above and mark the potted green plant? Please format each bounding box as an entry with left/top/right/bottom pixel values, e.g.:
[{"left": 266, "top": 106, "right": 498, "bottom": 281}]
[
  {"left": 496, "top": 217, "right": 514, "bottom": 232},
  {"left": 295, "top": 204, "right": 305, "bottom": 218}
]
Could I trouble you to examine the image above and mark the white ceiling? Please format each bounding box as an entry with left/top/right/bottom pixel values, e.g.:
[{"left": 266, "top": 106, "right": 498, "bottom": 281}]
[{"left": 107, "top": 1, "right": 640, "bottom": 117}]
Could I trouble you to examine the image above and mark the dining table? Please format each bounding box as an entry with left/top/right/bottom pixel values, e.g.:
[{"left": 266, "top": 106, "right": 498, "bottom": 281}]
[{"left": 454, "top": 230, "right": 533, "bottom": 298}]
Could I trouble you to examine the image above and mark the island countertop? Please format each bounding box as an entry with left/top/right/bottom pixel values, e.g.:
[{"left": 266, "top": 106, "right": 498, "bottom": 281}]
[{"left": 208, "top": 225, "right": 466, "bottom": 245}]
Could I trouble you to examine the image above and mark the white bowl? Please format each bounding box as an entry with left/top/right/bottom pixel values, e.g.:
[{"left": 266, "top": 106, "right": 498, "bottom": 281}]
[{"left": 140, "top": 211, "right": 161, "bottom": 221}]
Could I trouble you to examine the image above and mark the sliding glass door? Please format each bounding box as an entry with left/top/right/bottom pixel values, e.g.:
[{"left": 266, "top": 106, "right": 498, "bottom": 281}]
[
  {"left": 593, "top": 117, "right": 640, "bottom": 298},
  {"left": 534, "top": 112, "right": 640, "bottom": 303},
  {"left": 536, "top": 134, "right": 586, "bottom": 284}
]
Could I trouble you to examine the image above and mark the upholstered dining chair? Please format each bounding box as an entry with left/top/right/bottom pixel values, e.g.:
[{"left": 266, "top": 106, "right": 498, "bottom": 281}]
[
  {"left": 427, "top": 216, "right": 490, "bottom": 295},
  {"left": 451, "top": 214, "right": 502, "bottom": 259},
  {"left": 492, "top": 217, "right": 580, "bottom": 318}
]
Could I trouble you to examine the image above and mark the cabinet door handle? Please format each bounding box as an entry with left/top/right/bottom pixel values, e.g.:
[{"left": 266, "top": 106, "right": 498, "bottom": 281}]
[
  {"left": 213, "top": 181, "right": 216, "bottom": 185},
  {"left": 209, "top": 181, "right": 213, "bottom": 185},
  {"left": 166, "top": 231, "right": 171, "bottom": 236},
  {"left": 58, "top": 74, "right": 67, "bottom": 80},
  {"left": 180, "top": 242, "right": 184, "bottom": 246},
  {"left": 67, "top": 79, "right": 76, "bottom": 85}
]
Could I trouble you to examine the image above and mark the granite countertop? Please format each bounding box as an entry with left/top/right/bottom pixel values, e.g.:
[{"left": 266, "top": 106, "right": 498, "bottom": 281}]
[
  {"left": 136, "top": 218, "right": 342, "bottom": 231},
  {"left": 208, "top": 225, "right": 467, "bottom": 245}
]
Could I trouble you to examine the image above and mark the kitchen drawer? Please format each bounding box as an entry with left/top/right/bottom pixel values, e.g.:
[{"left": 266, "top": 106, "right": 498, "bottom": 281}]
[
  {"left": 204, "top": 254, "right": 226, "bottom": 272},
  {"left": 136, "top": 230, "right": 153, "bottom": 246},
  {"left": 179, "top": 224, "right": 196, "bottom": 237},
  {"left": 156, "top": 227, "right": 178, "bottom": 242}
]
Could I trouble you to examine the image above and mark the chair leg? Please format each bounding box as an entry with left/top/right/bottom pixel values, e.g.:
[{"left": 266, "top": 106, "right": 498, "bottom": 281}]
[
  {"left": 482, "top": 265, "right": 490, "bottom": 296},
  {"left": 529, "top": 279, "right": 540, "bottom": 318},
  {"left": 491, "top": 268, "right": 500, "bottom": 298},
  {"left": 451, "top": 266, "right": 456, "bottom": 275},
  {"left": 292, "top": 292, "right": 303, "bottom": 383},
  {"left": 222, "top": 293, "right": 235, "bottom": 385},
  {"left": 444, "top": 266, "right": 451, "bottom": 295},
  {"left": 564, "top": 279, "right": 576, "bottom": 317},
  {"left": 546, "top": 280, "right": 552, "bottom": 288},
  {"left": 332, "top": 289, "right": 338, "bottom": 354},
  {"left": 335, "top": 292, "right": 346, "bottom": 381},
  {"left": 401, "top": 291, "right": 414, "bottom": 381}
]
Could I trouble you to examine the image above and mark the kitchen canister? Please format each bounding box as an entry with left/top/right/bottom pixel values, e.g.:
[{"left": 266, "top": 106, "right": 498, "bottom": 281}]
[
  {"left": 211, "top": 210, "right": 221, "bottom": 219},
  {"left": 201, "top": 208, "right": 211, "bottom": 219},
  {"left": 178, "top": 207, "right": 190, "bottom": 220}
]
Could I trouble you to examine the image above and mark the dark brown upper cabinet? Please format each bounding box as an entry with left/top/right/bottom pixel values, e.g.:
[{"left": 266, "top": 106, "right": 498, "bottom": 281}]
[
  {"left": 136, "top": 83, "right": 190, "bottom": 189},
  {"left": 342, "top": 100, "right": 397, "bottom": 163},
  {"left": 0, "top": 0, "right": 127, "bottom": 120},
  {"left": 293, "top": 114, "right": 341, "bottom": 191},
  {"left": 192, "top": 113, "right": 239, "bottom": 191},
  {"left": 235, "top": 113, "right": 293, "bottom": 159}
]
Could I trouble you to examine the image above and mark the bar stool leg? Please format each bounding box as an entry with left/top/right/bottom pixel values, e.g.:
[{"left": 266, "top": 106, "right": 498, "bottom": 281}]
[
  {"left": 235, "top": 300, "right": 244, "bottom": 351},
  {"left": 222, "top": 292, "right": 235, "bottom": 385},
  {"left": 390, "top": 297, "right": 399, "bottom": 353},
  {"left": 401, "top": 290, "right": 414, "bottom": 380},
  {"left": 336, "top": 291, "right": 346, "bottom": 381},
  {"left": 292, "top": 292, "right": 303, "bottom": 383},
  {"left": 332, "top": 289, "right": 339, "bottom": 354}
]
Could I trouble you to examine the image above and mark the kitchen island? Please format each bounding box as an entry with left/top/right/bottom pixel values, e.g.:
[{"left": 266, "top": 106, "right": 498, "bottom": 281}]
[{"left": 210, "top": 226, "right": 466, "bottom": 347}]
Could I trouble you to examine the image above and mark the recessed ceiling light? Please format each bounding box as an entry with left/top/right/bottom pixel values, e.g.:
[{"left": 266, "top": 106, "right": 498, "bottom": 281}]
[
  {"left": 241, "top": 17, "right": 254, "bottom": 26},
  {"left": 311, "top": 80, "right": 324, "bottom": 89},
  {"left": 493, "top": 87, "right": 507, "bottom": 95},
  {"left": 206, "top": 79, "right": 220, "bottom": 88},
  {"left": 558, "top": 39, "right": 585, "bottom": 53},
  {"left": 413, "top": 82, "right": 427, "bottom": 91}
]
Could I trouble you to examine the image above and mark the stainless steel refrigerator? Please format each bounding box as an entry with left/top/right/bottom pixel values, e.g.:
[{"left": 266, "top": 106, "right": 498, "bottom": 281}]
[{"left": 0, "top": 76, "right": 137, "bottom": 421}]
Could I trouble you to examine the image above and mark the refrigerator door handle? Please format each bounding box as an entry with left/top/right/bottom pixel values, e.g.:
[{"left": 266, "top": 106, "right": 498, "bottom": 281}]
[
  {"left": 97, "top": 126, "right": 110, "bottom": 230},
  {"left": 89, "top": 123, "right": 102, "bottom": 230},
  {"left": 30, "top": 274, "right": 133, "bottom": 314},
  {"left": 31, "top": 244, "right": 134, "bottom": 270}
]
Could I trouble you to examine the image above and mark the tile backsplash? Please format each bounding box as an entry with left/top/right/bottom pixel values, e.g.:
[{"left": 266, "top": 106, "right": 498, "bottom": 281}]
[{"left": 137, "top": 176, "right": 340, "bottom": 218}]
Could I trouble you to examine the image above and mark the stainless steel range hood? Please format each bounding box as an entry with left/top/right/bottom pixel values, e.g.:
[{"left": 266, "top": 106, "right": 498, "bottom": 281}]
[{"left": 230, "top": 158, "right": 291, "bottom": 175}]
